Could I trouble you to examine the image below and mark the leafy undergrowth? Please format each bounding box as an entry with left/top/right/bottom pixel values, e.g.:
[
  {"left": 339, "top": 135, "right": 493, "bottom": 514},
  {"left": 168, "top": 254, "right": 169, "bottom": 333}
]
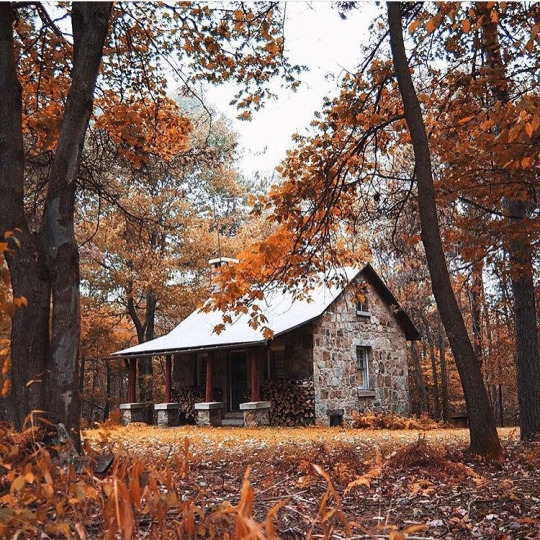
[{"left": 2, "top": 423, "right": 539, "bottom": 538}]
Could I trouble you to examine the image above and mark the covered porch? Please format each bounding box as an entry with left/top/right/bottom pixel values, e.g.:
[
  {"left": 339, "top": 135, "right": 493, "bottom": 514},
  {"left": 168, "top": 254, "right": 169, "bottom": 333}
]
[{"left": 118, "top": 345, "right": 270, "bottom": 427}]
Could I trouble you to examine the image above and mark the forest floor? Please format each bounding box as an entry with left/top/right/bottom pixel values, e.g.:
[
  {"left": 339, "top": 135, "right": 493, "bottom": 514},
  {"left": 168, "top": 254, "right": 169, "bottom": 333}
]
[{"left": 83, "top": 425, "right": 540, "bottom": 539}]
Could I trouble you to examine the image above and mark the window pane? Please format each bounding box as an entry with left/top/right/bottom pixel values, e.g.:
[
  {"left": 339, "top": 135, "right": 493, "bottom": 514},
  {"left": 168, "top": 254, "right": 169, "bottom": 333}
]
[{"left": 356, "top": 346, "right": 370, "bottom": 389}]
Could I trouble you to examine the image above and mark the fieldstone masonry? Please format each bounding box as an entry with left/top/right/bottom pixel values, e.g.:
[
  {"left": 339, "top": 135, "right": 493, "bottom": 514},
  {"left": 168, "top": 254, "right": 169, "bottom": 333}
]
[
  {"left": 313, "top": 280, "right": 410, "bottom": 425},
  {"left": 119, "top": 402, "right": 151, "bottom": 424},
  {"left": 240, "top": 401, "right": 271, "bottom": 426},
  {"left": 194, "top": 402, "right": 223, "bottom": 426},
  {"left": 154, "top": 402, "right": 180, "bottom": 426}
]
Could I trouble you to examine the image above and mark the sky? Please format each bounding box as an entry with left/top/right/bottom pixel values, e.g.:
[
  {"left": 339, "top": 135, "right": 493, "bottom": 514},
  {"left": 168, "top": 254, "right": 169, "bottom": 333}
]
[{"left": 202, "top": 2, "right": 380, "bottom": 180}]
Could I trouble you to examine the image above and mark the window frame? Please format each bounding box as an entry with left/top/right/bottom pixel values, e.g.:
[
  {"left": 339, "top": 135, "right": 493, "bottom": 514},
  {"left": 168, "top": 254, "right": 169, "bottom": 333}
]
[
  {"left": 356, "top": 346, "right": 371, "bottom": 390},
  {"left": 355, "top": 295, "right": 370, "bottom": 316},
  {"left": 269, "top": 347, "right": 286, "bottom": 381}
]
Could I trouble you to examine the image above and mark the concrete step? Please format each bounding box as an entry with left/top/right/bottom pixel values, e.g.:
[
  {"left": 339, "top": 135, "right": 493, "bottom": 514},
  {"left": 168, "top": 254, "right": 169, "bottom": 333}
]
[
  {"left": 224, "top": 411, "right": 244, "bottom": 419},
  {"left": 222, "top": 417, "right": 244, "bottom": 427}
]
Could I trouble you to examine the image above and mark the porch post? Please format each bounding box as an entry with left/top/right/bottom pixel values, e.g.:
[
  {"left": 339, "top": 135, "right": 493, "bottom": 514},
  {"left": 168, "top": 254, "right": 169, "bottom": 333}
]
[
  {"left": 165, "top": 354, "right": 172, "bottom": 402},
  {"left": 205, "top": 353, "right": 213, "bottom": 402},
  {"left": 127, "top": 358, "right": 136, "bottom": 403},
  {"left": 250, "top": 349, "right": 260, "bottom": 402}
]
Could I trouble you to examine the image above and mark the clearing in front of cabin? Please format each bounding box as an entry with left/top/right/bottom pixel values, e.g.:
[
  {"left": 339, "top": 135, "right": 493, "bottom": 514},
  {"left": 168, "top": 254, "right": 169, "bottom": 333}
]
[{"left": 1, "top": 425, "right": 538, "bottom": 538}]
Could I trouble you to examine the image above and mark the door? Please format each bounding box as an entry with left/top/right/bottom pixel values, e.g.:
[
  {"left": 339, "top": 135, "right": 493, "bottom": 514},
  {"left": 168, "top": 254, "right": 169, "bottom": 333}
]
[{"left": 229, "top": 351, "right": 248, "bottom": 411}]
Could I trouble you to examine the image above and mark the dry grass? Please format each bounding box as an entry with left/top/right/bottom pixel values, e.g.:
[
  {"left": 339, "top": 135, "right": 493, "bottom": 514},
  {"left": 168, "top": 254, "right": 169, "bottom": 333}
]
[{"left": 2, "top": 423, "right": 536, "bottom": 539}]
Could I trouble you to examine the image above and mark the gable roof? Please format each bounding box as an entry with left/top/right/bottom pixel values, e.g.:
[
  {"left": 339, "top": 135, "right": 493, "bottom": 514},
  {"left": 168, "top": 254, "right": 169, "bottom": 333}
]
[{"left": 112, "top": 264, "right": 419, "bottom": 359}]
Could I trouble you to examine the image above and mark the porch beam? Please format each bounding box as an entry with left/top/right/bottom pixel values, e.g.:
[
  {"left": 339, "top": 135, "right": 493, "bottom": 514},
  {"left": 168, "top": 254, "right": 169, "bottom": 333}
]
[
  {"left": 165, "top": 354, "right": 172, "bottom": 402},
  {"left": 250, "top": 350, "right": 260, "bottom": 401}
]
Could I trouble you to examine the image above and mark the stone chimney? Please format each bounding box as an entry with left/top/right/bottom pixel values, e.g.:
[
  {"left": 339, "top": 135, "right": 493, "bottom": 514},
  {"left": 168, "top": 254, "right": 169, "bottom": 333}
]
[
  {"left": 208, "top": 257, "right": 239, "bottom": 291},
  {"left": 208, "top": 257, "right": 239, "bottom": 274}
]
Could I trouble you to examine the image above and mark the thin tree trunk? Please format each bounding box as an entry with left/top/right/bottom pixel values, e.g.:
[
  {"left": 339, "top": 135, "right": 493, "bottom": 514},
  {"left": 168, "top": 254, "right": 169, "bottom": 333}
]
[
  {"left": 470, "top": 261, "right": 484, "bottom": 368},
  {"left": 104, "top": 361, "right": 111, "bottom": 421},
  {"left": 0, "top": 5, "right": 50, "bottom": 428},
  {"left": 478, "top": 2, "right": 540, "bottom": 440},
  {"left": 422, "top": 318, "right": 440, "bottom": 419},
  {"left": 39, "top": 3, "right": 112, "bottom": 444},
  {"left": 387, "top": 2, "right": 502, "bottom": 459},
  {"left": 410, "top": 341, "right": 429, "bottom": 414},
  {"left": 428, "top": 331, "right": 441, "bottom": 420},
  {"left": 138, "top": 292, "right": 157, "bottom": 403},
  {"left": 439, "top": 328, "right": 450, "bottom": 422}
]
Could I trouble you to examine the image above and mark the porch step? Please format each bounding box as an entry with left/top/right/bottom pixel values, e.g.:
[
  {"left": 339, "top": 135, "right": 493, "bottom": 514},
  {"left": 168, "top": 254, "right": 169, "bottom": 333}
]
[{"left": 222, "top": 412, "right": 244, "bottom": 427}]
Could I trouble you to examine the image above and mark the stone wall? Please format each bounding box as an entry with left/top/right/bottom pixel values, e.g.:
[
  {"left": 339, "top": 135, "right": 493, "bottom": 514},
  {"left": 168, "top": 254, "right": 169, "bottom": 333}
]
[{"left": 312, "top": 277, "right": 410, "bottom": 425}]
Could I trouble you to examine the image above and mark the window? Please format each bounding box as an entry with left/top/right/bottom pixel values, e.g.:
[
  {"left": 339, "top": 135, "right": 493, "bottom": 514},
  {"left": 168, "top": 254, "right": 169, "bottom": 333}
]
[
  {"left": 197, "top": 355, "right": 207, "bottom": 387},
  {"left": 270, "top": 348, "right": 286, "bottom": 380},
  {"left": 356, "top": 295, "right": 369, "bottom": 315},
  {"left": 356, "top": 346, "right": 370, "bottom": 389}
]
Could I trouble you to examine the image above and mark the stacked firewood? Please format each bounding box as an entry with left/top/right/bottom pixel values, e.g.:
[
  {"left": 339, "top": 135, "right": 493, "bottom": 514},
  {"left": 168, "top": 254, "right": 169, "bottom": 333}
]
[
  {"left": 172, "top": 386, "right": 223, "bottom": 423},
  {"left": 262, "top": 379, "right": 315, "bottom": 426}
]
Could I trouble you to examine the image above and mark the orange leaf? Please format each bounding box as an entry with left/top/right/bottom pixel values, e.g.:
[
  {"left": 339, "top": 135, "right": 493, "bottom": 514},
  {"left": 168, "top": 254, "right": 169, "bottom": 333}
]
[
  {"left": 458, "top": 115, "right": 475, "bottom": 125},
  {"left": 462, "top": 19, "right": 471, "bottom": 33},
  {"left": 408, "top": 19, "right": 421, "bottom": 34},
  {"left": 426, "top": 17, "right": 437, "bottom": 34}
]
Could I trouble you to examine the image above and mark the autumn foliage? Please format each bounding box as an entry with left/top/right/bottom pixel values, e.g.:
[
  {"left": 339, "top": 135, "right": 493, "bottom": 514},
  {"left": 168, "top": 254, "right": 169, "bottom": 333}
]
[{"left": 2, "top": 423, "right": 538, "bottom": 538}]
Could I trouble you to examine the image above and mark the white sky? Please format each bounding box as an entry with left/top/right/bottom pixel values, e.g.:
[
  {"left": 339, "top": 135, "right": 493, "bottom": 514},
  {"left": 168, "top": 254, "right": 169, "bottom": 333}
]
[{"left": 203, "top": 1, "right": 380, "bottom": 180}]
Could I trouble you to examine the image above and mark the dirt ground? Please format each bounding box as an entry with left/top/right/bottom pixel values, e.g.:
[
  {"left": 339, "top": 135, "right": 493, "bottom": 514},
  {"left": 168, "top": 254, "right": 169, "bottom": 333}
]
[{"left": 84, "top": 425, "right": 540, "bottom": 538}]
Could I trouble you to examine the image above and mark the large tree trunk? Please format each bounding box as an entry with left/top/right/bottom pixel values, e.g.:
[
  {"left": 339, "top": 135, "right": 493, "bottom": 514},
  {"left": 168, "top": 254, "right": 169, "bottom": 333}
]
[
  {"left": 387, "top": 2, "right": 502, "bottom": 459},
  {"left": 509, "top": 200, "right": 540, "bottom": 439},
  {"left": 0, "top": 5, "right": 50, "bottom": 428},
  {"left": 39, "top": 3, "right": 112, "bottom": 442},
  {"left": 477, "top": 2, "right": 540, "bottom": 440}
]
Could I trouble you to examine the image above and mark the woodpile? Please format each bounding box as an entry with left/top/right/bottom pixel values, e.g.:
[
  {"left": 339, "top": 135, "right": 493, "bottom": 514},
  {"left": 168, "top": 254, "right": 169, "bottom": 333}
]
[
  {"left": 262, "top": 379, "right": 315, "bottom": 426},
  {"left": 172, "top": 386, "right": 223, "bottom": 423}
]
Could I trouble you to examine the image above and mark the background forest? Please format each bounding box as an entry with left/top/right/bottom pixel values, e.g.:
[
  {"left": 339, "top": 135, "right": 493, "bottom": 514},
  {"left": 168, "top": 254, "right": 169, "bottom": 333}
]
[
  {"left": 1, "top": 2, "right": 540, "bottom": 537},
  {"left": 0, "top": 2, "right": 538, "bottom": 450}
]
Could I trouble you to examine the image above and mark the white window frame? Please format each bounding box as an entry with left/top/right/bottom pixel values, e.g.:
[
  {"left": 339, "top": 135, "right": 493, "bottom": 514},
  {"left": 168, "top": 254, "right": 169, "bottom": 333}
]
[
  {"left": 356, "top": 346, "right": 371, "bottom": 390},
  {"left": 355, "top": 295, "right": 370, "bottom": 316}
]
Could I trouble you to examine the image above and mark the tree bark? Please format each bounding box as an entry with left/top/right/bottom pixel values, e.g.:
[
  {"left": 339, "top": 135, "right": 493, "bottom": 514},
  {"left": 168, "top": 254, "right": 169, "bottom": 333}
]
[
  {"left": 39, "top": 3, "right": 112, "bottom": 442},
  {"left": 477, "top": 2, "right": 540, "bottom": 440},
  {"left": 387, "top": 2, "right": 502, "bottom": 459},
  {"left": 424, "top": 320, "right": 441, "bottom": 420},
  {"left": 470, "top": 261, "right": 484, "bottom": 367},
  {"left": 0, "top": 4, "right": 50, "bottom": 428},
  {"left": 439, "top": 328, "right": 450, "bottom": 422},
  {"left": 409, "top": 341, "right": 428, "bottom": 414}
]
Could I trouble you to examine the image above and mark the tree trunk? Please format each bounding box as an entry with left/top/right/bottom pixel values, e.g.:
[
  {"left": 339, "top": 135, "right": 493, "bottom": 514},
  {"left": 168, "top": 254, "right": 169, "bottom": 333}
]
[
  {"left": 39, "top": 3, "right": 112, "bottom": 443},
  {"left": 470, "top": 261, "right": 484, "bottom": 367},
  {"left": 425, "top": 322, "right": 441, "bottom": 420},
  {"left": 509, "top": 201, "right": 540, "bottom": 439},
  {"left": 439, "top": 328, "right": 450, "bottom": 422},
  {"left": 138, "top": 292, "right": 157, "bottom": 402},
  {"left": 387, "top": 2, "right": 502, "bottom": 459},
  {"left": 0, "top": 5, "right": 50, "bottom": 429},
  {"left": 410, "top": 341, "right": 429, "bottom": 414},
  {"left": 478, "top": 2, "right": 540, "bottom": 440}
]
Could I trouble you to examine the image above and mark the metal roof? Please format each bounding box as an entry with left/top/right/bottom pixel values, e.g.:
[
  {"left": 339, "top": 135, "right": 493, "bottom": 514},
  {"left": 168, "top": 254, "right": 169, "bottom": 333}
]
[{"left": 112, "top": 265, "right": 419, "bottom": 359}]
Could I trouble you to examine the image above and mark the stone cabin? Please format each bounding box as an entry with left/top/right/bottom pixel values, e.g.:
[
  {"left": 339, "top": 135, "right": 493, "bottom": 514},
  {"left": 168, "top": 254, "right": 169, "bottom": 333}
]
[{"left": 112, "top": 263, "right": 420, "bottom": 426}]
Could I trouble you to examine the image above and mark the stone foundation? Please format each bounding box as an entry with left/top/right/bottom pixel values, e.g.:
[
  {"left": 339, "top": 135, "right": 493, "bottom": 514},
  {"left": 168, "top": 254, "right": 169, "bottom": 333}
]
[
  {"left": 154, "top": 403, "right": 180, "bottom": 426},
  {"left": 119, "top": 403, "right": 151, "bottom": 425},
  {"left": 194, "top": 402, "right": 223, "bottom": 426},
  {"left": 240, "top": 401, "right": 271, "bottom": 427}
]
